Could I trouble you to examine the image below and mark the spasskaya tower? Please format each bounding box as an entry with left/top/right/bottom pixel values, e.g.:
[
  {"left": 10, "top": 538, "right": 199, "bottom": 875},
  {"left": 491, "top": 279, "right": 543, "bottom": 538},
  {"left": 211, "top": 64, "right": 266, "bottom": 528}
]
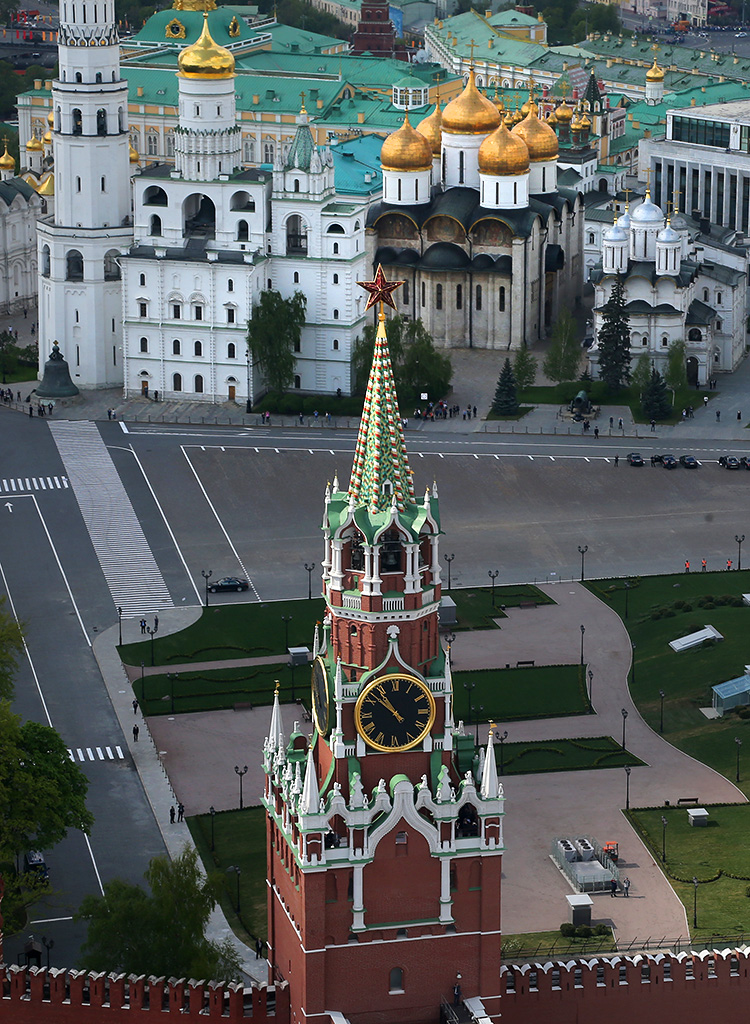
[{"left": 262, "top": 267, "right": 505, "bottom": 1024}]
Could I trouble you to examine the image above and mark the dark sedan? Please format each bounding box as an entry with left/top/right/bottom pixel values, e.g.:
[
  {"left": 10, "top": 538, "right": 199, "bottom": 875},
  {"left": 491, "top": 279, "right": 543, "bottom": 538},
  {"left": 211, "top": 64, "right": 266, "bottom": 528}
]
[
  {"left": 660, "top": 454, "right": 678, "bottom": 469},
  {"left": 626, "top": 452, "right": 644, "bottom": 466},
  {"left": 209, "top": 576, "right": 250, "bottom": 593},
  {"left": 718, "top": 456, "right": 742, "bottom": 470},
  {"left": 679, "top": 455, "right": 699, "bottom": 468}
]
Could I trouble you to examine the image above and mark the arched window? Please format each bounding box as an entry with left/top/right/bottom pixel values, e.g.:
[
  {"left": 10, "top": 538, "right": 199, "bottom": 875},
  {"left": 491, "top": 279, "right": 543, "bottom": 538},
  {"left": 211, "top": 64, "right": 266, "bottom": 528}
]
[
  {"left": 75, "top": 72, "right": 82, "bottom": 84},
  {"left": 150, "top": 214, "right": 162, "bottom": 236},
  {"left": 333, "top": 242, "right": 339, "bottom": 254},
  {"left": 421, "top": 282, "right": 425, "bottom": 307},
  {"left": 237, "top": 220, "right": 249, "bottom": 241},
  {"left": 65, "top": 250, "right": 83, "bottom": 281},
  {"left": 333, "top": 273, "right": 339, "bottom": 284},
  {"left": 140, "top": 337, "right": 148, "bottom": 353},
  {"left": 95, "top": 72, "right": 102, "bottom": 83},
  {"left": 41, "top": 244, "right": 50, "bottom": 277},
  {"left": 380, "top": 529, "right": 403, "bottom": 572},
  {"left": 96, "top": 108, "right": 107, "bottom": 136},
  {"left": 194, "top": 374, "right": 204, "bottom": 393},
  {"left": 717, "top": 291, "right": 723, "bottom": 304},
  {"left": 104, "top": 250, "right": 120, "bottom": 281},
  {"left": 588, "top": 232, "right": 595, "bottom": 244},
  {"left": 294, "top": 374, "right": 301, "bottom": 388},
  {"left": 327, "top": 223, "right": 345, "bottom": 234},
  {"left": 173, "top": 372, "right": 182, "bottom": 391},
  {"left": 194, "top": 340, "right": 202, "bottom": 357},
  {"left": 72, "top": 108, "right": 82, "bottom": 135},
  {"left": 172, "top": 339, "right": 181, "bottom": 355},
  {"left": 294, "top": 178, "right": 300, "bottom": 192},
  {"left": 456, "top": 284, "right": 463, "bottom": 310},
  {"left": 143, "top": 186, "right": 168, "bottom": 206},
  {"left": 333, "top": 309, "right": 339, "bottom": 320},
  {"left": 286, "top": 215, "right": 307, "bottom": 255},
  {"left": 403, "top": 281, "right": 409, "bottom": 304},
  {"left": 230, "top": 191, "right": 255, "bottom": 211},
  {"left": 244, "top": 140, "right": 255, "bottom": 163},
  {"left": 703, "top": 288, "right": 709, "bottom": 302},
  {"left": 264, "top": 142, "right": 274, "bottom": 163},
  {"left": 475, "top": 284, "right": 482, "bottom": 311},
  {"left": 293, "top": 272, "right": 299, "bottom": 283},
  {"left": 389, "top": 968, "right": 404, "bottom": 993},
  {"left": 689, "top": 328, "right": 702, "bottom": 342},
  {"left": 228, "top": 343, "right": 236, "bottom": 359},
  {"left": 661, "top": 335, "right": 669, "bottom": 347},
  {"left": 499, "top": 286, "right": 506, "bottom": 311},
  {"left": 436, "top": 284, "right": 443, "bottom": 310},
  {"left": 228, "top": 279, "right": 234, "bottom": 292}
]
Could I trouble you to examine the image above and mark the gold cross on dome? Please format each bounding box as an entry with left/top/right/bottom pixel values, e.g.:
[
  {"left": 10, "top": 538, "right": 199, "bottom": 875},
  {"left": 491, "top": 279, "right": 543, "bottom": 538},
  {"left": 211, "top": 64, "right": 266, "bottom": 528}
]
[
  {"left": 357, "top": 265, "right": 403, "bottom": 312},
  {"left": 469, "top": 38, "right": 476, "bottom": 64},
  {"left": 672, "top": 186, "right": 682, "bottom": 214}
]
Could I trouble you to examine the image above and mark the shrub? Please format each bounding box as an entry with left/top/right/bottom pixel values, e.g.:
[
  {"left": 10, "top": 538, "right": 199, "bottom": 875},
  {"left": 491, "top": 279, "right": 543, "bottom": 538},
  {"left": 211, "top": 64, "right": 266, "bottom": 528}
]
[
  {"left": 745, "top": 885, "right": 750, "bottom": 898},
  {"left": 575, "top": 925, "right": 593, "bottom": 939},
  {"left": 560, "top": 922, "right": 576, "bottom": 937},
  {"left": 594, "top": 924, "right": 610, "bottom": 936}
]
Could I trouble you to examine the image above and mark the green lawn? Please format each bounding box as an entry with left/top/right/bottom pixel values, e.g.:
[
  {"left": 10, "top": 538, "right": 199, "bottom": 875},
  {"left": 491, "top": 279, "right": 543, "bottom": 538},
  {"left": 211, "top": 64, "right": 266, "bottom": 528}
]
[
  {"left": 495, "top": 736, "right": 643, "bottom": 775},
  {"left": 188, "top": 807, "right": 268, "bottom": 944},
  {"left": 517, "top": 382, "right": 710, "bottom": 426},
  {"left": 502, "top": 928, "right": 616, "bottom": 959},
  {"left": 587, "top": 572, "right": 750, "bottom": 794},
  {"left": 449, "top": 585, "right": 553, "bottom": 631},
  {"left": 453, "top": 664, "right": 589, "bottom": 722},
  {"left": 135, "top": 663, "right": 305, "bottom": 716},
  {"left": 629, "top": 805, "right": 750, "bottom": 938},
  {"left": 485, "top": 406, "right": 534, "bottom": 421}
]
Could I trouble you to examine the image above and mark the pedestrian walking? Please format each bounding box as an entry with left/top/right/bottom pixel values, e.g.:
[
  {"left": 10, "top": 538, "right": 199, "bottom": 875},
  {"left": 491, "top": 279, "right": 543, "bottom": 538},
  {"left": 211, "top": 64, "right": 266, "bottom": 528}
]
[
  {"left": 594, "top": 426, "right": 599, "bottom": 439},
  {"left": 727, "top": 559, "right": 733, "bottom": 571},
  {"left": 609, "top": 416, "right": 614, "bottom": 429},
  {"left": 685, "top": 560, "right": 690, "bottom": 573},
  {"left": 255, "top": 937, "right": 263, "bottom": 960},
  {"left": 650, "top": 419, "right": 655, "bottom": 432},
  {"left": 701, "top": 558, "right": 707, "bottom": 572},
  {"left": 133, "top": 724, "right": 139, "bottom": 742},
  {"left": 704, "top": 395, "right": 709, "bottom": 407},
  {"left": 170, "top": 806, "right": 176, "bottom": 824},
  {"left": 716, "top": 410, "right": 721, "bottom": 422},
  {"left": 140, "top": 618, "right": 147, "bottom": 634},
  {"left": 132, "top": 698, "right": 139, "bottom": 714},
  {"left": 154, "top": 614, "right": 159, "bottom": 631},
  {"left": 618, "top": 418, "right": 623, "bottom": 430},
  {"left": 614, "top": 455, "right": 619, "bottom": 466},
  {"left": 107, "top": 408, "right": 112, "bottom": 420},
  {"left": 177, "top": 802, "right": 185, "bottom": 822},
  {"left": 47, "top": 404, "right": 53, "bottom": 416},
  {"left": 29, "top": 405, "right": 33, "bottom": 417},
  {"left": 453, "top": 984, "right": 462, "bottom": 1006},
  {"left": 623, "top": 877, "right": 631, "bottom": 897},
  {"left": 610, "top": 879, "right": 618, "bottom": 898}
]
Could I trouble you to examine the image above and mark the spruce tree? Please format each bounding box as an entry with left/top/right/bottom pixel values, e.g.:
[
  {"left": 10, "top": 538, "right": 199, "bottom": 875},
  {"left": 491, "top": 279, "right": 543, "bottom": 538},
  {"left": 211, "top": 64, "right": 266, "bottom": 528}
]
[
  {"left": 641, "top": 369, "right": 671, "bottom": 421},
  {"left": 492, "top": 358, "right": 519, "bottom": 416},
  {"left": 597, "top": 274, "right": 631, "bottom": 391}
]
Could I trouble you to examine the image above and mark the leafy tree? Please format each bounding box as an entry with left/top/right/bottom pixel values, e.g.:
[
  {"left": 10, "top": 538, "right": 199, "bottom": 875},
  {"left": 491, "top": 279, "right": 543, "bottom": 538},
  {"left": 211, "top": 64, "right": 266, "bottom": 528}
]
[
  {"left": 0, "top": 597, "right": 23, "bottom": 702},
  {"left": 641, "top": 369, "right": 671, "bottom": 421},
  {"left": 77, "top": 848, "right": 243, "bottom": 981},
  {"left": 512, "top": 347, "right": 537, "bottom": 391},
  {"left": 597, "top": 275, "right": 631, "bottom": 391},
  {"left": 631, "top": 352, "right": 652, "bottom": 395},
  {"left": 0, "top": 703, "right": 93, "bottom": 861},
  {"left": 492, "top": 358, "right": 519, "bottom": 416},
  {"left": 665, "top": 339, "right": 687, "bottom": 397},
  {"left": 542, "top": 309, "right": 579, "bottom": 383},
  {"left": 352, "top": 315, "right": 452, "bottom": 405},
  {"left": 247, "top": 289, "right": 307, "bottom": 398}
]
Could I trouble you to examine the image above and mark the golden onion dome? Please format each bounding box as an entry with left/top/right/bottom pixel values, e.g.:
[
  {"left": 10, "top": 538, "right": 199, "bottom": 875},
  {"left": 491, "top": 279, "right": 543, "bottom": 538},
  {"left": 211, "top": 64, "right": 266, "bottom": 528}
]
[
  {"left": 0, "top": 140, "right": 14, "bottom": 171},
  {"left": 47, "top": 109, "right": 54, "bottom": 126},
  {"left": 129, "top": 140, "right": 140, "bottom": 164},
  {"left": 415, "top": 103, "right": 442, "bottom": 156},
  {"left": 478, "top": 121, "right": 530, "bottom": 177},
  {"left": 381, "top": 113, "right": 433, "bottom": 172},
  {"left": 571, "top": 112, "right": 583, "bottom": 131},
  {"left": 26, "top": 136, "right": 43, "bottom": 151},
  {"left": 646, "top": 57, "right": 664, "bottom": 82},
  {"left": 512, "top": 106, "right": 559, "bottom": 161},
  {"left": 504, "top": 108, "right": 514, "bottom": 128},
  {"left": 512, "top": 106, "right": 524, "bottom": 125},
  {"left": 547, "top": 108, "right": 558, "bottom": 125},
  {"left": 42, "top": 129, "right": 51, "bottom": 145},
  {"left": 37, "top": 172, "right": 54, "bottom": 196},
  {"left": 521, "top": 96, "right": 537, "bottom": 117},
  {"left": 492, "top": 86, "right": 505, "bottom": 112},
  {"left": 442, "top": 68, "right": 500, "bottom": 136},
  {"left": 555, "top": 99, "right": 573, "bottom": 124},
  {"left": 177, "top": 12, "right": 235, "bottom": 79},
  {"left": 580, "top": 112, "right": 591, "bottom": 129}
]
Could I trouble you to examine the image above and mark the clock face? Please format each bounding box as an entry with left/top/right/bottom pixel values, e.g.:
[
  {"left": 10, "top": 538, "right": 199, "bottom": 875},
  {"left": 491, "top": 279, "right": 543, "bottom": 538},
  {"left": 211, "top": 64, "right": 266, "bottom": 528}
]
[
  {"left": 311, "top": 655, "right": 329, "bottom": 736},
  {"left": 355, "top": 673, "right": 436, "bottom": 752}
]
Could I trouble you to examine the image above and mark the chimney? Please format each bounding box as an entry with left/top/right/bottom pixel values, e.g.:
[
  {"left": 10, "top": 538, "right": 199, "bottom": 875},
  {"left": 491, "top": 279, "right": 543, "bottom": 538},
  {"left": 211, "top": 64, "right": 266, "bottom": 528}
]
[{"left": 137, "top": 85, "right": 144, "bottom": 97}]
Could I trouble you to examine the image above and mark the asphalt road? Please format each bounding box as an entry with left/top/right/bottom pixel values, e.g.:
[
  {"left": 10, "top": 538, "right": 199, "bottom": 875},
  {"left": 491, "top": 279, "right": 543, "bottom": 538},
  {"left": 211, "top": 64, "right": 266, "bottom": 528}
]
[{"left": 4, "top": 412, "right": 750, "bottom": 967}]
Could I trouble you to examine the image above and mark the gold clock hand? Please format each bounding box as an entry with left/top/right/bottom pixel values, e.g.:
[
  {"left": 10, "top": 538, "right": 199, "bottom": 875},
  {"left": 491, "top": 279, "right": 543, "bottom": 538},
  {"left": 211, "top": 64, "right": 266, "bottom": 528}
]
[{"left": 376, "top": 695, "right": 404, "bottom": 722}]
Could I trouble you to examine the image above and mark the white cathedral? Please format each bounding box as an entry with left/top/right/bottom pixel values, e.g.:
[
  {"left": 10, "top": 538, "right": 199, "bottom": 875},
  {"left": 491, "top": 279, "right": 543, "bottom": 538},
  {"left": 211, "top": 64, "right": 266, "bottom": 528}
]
[{"left": 590, "top": 191, "right": 746, "bottom": 386}]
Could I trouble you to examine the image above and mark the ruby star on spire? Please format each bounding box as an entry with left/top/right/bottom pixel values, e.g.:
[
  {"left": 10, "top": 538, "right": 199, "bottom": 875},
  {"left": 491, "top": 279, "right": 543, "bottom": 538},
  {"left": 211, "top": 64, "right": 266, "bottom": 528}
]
[{"left": 357, "top": 264, "right": 403, "bottom": 312}]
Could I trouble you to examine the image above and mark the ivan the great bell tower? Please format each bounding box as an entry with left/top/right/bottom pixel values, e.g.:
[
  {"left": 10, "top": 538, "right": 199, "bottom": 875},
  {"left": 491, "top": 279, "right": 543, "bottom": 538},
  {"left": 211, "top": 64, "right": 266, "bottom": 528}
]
[{"left": 262, "top": 268, "right": 505, "bottom": 1024}]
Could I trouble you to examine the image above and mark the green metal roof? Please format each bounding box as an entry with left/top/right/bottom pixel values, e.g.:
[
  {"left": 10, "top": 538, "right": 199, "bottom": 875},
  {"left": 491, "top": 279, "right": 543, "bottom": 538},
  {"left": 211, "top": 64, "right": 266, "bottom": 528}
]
[{"left": 129, "top": 8, "right": 256, "bottom": 47}]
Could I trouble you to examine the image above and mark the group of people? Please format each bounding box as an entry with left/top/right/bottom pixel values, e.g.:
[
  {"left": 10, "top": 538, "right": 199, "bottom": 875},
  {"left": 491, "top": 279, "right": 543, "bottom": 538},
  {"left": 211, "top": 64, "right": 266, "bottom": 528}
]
[
  {"left": 684, "top": 558, "right": 734, "bottom": 572},
  {"left": 414, "top": 403, "right": 477, "bottom": 421}
]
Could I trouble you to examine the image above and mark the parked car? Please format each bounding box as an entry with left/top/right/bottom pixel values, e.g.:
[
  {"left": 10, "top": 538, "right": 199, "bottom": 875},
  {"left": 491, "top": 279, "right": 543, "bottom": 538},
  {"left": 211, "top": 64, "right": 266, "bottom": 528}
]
[
  {"left": 626, "top": 452, "right": 644, "bottom": 466},
  {"left": 718, "top": 456, "right": 742, "bottom": 470},
  {"left": 739, "top": 457, "right": 750, "bottom": 470},
  {"left": 23, "top": 850, "right": 49, "bottom": 880},
  {"left": 660, "top": 454, "right": 678, "bottom": 469},
  {"left": 209, "top": 576, "right": 249, "bottom": 593},
  {"left": 679, "top": 455, "right": 699, "bottom": 468}
]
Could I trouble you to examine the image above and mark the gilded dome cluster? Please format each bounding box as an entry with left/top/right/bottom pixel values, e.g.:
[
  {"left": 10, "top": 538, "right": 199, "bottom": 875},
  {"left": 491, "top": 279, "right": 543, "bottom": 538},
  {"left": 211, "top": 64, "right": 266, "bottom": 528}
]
[
  {"left": 178, "top": 13, "right": 235, "bottom": 79},
  {"left": 442, "top": 69, "right": 501, "bottom": 136},
  {"left": 415, "top": 103, "right": 442, "bottom": 156},
  {"left": 512, "top": 105, "right": 559, "bottom": 162},
  {"left": 380, "top": 113, "right": 433, "bottom": 172}
]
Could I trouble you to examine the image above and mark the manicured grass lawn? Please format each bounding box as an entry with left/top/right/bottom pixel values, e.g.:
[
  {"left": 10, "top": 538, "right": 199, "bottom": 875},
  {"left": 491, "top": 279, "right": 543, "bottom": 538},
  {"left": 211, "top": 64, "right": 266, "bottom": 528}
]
[
  {"left": 453, "top": 665, "right": 589, "bottom": 722},
  {"left": 629, "top": 805, "right": 750, "bottom": 938},
  {"left": 136, "top": 663, "right": 304, "bottom": 716},
  {"left": 189, "top": 807, "right": 268, "bottom": 944},
  {"left": 449, "top": 585, "right": 553, "bottom": 631},
  {"left": 495, "top": 736, "right": 643, "bottom": 775},
  {"left": 587, "top": 571, "right": 750, "bottom": 794},
  {"left": 517, "top": 382, "right": 709, "bottom": 425},
  {"left": 119, "top": 599, "right": 326, "bottom": 667},
  {"left": 502, "top": 928, "right": 616, "bottom": 958},
  {"left": 485, "top": 406, "right": 534, "bottom": 421}
]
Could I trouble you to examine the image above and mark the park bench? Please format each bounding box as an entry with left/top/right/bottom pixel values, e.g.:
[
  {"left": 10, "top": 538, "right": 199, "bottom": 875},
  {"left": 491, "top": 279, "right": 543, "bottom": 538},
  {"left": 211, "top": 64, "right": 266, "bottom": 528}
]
[
  {"left": 516, "top": 660, "right": 535, "bottom": 668},
  {"left": 519, "top": 600, "right": 537, "bottom": 610},
  {"left": 677, "top": 797, "right": 699, "bottom": 805}
]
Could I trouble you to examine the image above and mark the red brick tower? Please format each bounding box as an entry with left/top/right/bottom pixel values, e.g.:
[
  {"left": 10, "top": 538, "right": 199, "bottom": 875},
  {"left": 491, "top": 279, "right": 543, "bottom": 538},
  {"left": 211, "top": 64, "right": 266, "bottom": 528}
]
[
  {"left": 263, "top": 267, "right": 505, "bottom": 1024},
  {"left": 351, "top": 0, "right": 398, "bottom": 58}
]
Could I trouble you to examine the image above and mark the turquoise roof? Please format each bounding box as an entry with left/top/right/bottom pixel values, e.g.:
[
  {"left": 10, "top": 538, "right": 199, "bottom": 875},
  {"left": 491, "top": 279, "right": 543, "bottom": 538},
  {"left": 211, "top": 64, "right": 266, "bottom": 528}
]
[
  {"left": 129, "top": 8, "right": 255, "bottom": 47},
  {"left": 285, "top": 118, "right": 315, "bottom": 170},
  {"left": 330, "top": 135, "right": 383, "bottom": 196}
]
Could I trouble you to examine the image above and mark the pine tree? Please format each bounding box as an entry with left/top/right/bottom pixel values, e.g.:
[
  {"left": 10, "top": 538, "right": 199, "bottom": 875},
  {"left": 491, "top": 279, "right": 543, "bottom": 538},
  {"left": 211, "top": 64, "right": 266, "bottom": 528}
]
[
  {"left": 597, "top": 274, "right": 631, "bottom": 391},
  {"left": 492, "top": 358, "right": 519, "bottom": 416},
  {"left": 641, "top": 369, "right": 671, "bottom": 421},
  {"left": 512, "top": 346, "right": 537, "bottom": 391}
]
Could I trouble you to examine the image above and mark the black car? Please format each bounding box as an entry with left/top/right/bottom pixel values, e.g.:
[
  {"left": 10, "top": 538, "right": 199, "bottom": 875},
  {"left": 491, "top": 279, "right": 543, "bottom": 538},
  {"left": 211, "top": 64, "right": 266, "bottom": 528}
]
[
  {"left": 626, "top": 452, "right": 644, "bottom": 466},
  {"left": 719, "top": 456, "right": 742, "bottom": 470},
  {"left": 679, "top": 455, "right": 699, "bottom": 468},
  {"left": 739, "top": 457, "right": 750, "bottom": 470},
  {"left": 209, "top": 576, "right": 250, "bottom": 593},
  {"left": 23, "top": 850, "right": 49, "bottom": 880},
  {"left": 660, "top": 454, "right": 678, "bottom": 469}
]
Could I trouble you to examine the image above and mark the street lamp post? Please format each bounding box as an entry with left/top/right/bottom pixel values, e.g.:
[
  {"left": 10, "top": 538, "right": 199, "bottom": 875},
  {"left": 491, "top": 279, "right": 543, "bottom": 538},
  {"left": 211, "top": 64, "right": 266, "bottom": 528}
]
[
  {"left": 444, "top": 553, "right": 455, "bottom": 590},
  {"left": 41, "top": 936, "right": 54, "bottom": 970},
  {"left": 692, "top": 876, "right": 699, "bottom": 929},
  {"left": 201, "top": 569, "right": 213, "bottom": 607},
  {"left": 472, "top": 705, "right": 484, "bottom": 746},
  {"left": 624, "top": 765, "right": 631, "bottom": 810},
  {"left": 624, "top": 581, "right": 630, "bottom": 620},
  {"left": 304, "top": 563, "right": 316, "bottom": 600},
  {"left": 578, "top": 544, "right": 588, "bottom": 583},
  {"left": 621, "top": 708, "right": 629, "bottom": 750},
  {"left": 209, "top": 805, "right": 216, "bottom": 852},
  {"left": 234, "top": 764, "right": 249, "bottom": 810},
  {"left": 444, "top": 632, "right": 456, "bottom": 666},
  {"left": 281, "top": 615, "right": 292, "bottom": 653},
  {"left": 463, "top": 678, "right": 475, "bottom": 737},
  {"left": 488, "top": 570, "right": 499, "bottom": 608},
  {"left": 588, "top": 669, "right": 593, "bottom": 707},
  {"left": 117, "top": 606, "right": 122, "bottom": 647},
  {"left": 498, "top": 730, "right": 508, "bottom": 775},
  {"left": 736, "top": 534, "right": 745, "bottom": 571},
  {"left": 659, "top": 689, "right": 666, "bottom": 734},
  {"left": 661, "top": 814, "right": 668, "bottom": 862},
  {"left": 631, "top": 642, "right": 637, "bottom": 688},
  {"left": 146, "top": 619, "right": 159, "bottom": 667},
  {"left": 736, "top": 736, "right": 743, "bottom": 783},
  {"left": 580, "top": 624, "right": 586, "bottom": 666}
]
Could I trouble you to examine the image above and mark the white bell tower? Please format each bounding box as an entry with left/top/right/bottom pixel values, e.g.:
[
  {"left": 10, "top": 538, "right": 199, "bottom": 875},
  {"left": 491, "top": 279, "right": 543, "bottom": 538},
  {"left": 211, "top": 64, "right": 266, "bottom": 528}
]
[{"left": 37, "top": 0, "right": 133, "bottom": 388}]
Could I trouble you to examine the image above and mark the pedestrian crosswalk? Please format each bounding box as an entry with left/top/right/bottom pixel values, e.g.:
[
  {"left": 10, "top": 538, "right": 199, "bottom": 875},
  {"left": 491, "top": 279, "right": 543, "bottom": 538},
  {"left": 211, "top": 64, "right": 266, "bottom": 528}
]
[
  {"left": 1, "top": 476, "right": 68, "bottom": 493},
  {"left": 49, "top": 421, "right": 173, "bottom": 618},
  {"left": 68, "top": 745, "right": 125, "bottom": 763}
]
